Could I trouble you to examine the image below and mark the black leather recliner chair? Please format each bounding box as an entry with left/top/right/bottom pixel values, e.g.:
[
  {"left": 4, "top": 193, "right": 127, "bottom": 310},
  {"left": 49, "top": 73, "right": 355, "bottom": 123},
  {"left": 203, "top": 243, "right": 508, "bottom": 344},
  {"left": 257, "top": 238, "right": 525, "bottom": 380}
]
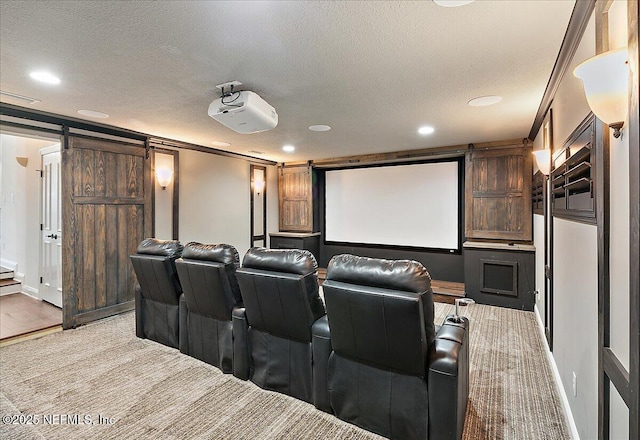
[
  {"left": 233, "top": 247, "right": 326, "bottom": 403},
  {"left": 130, "top": 238, "right": 184, "bottom": 349},
  {"left": 175, "top": 242, "right": 243, "bottom": 373},
  {"left": 313, "top": 254, "right": 469, "bottom": 440}
]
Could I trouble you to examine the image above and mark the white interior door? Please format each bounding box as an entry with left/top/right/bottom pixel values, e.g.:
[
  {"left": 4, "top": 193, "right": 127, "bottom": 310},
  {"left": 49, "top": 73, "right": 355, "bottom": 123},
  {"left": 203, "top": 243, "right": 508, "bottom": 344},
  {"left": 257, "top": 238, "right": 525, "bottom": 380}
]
[{"left": 40, "top": 147, "right": 62, "bottom": 307}]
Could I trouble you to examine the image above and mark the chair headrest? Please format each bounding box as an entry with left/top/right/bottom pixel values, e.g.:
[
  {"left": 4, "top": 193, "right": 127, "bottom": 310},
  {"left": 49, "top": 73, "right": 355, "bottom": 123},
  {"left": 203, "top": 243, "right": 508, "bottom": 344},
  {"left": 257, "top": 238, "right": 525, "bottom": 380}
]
[
  {"left": 326, "top": 254, "right": 431, "bottom": 293},
  {"left": 182, "top": 242, "right": 240, "bottom": 265},
  {"left": 136, "top": 238, "right": 183, "bottom": 258},
  {"left": 242, "top": 247, "right": 318, "bottom": 275}
]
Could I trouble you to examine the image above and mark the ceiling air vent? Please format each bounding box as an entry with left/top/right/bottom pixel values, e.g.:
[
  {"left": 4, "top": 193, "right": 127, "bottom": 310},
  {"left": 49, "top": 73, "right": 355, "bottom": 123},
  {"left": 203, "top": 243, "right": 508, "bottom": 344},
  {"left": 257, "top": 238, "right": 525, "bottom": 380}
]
[{"left": 0, "top": 90, "right": 41, "bottom": 105}]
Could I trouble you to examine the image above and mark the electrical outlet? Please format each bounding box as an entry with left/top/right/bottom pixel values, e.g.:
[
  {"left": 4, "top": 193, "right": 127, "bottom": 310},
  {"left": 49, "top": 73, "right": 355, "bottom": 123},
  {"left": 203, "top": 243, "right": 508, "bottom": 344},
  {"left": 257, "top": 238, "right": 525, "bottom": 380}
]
[{"left": 572, "top": 372, "right": 577, "bottom": 397}]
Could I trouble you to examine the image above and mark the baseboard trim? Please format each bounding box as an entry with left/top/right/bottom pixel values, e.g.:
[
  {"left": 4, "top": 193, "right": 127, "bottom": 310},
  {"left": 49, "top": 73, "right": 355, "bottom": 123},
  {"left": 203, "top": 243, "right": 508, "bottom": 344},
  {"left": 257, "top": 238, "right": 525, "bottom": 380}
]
[
  {"left": 534, "top": 304, "right": 580, "bottom": 440},
  {"left": 22, "top": 285, "right": 39, "bottom": 297},
  {"left": 73, "top": 301, "right": 135, "bottom": 327},
  {"left": 14, "top": 271, "right": 25, "bottom": 282}
]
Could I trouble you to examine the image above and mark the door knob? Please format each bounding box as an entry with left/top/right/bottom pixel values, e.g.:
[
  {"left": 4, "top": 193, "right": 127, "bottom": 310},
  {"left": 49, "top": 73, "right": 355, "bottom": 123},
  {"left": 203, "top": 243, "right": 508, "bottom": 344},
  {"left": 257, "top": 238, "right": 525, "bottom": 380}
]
[{"left": 46, "top": 234, "right": 58, "bottom": 239}]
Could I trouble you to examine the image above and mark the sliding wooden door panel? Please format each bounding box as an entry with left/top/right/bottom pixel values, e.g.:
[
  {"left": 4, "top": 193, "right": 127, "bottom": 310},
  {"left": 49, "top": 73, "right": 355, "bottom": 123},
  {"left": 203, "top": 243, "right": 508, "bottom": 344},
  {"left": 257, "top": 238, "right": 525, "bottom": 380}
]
[
  {"left": 62, "top": 136, "right": 151, "bottom": 328},
  {"left": 279, "top": 165, "right": 314, "bottom": 232},
  {"left": 465, "top": 142, "right": 533, "bottom": 241}
]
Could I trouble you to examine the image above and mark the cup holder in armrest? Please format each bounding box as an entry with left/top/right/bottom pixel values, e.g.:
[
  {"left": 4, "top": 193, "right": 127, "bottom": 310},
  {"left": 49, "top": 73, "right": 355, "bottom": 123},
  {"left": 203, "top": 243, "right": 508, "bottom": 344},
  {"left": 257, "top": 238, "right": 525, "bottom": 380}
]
[{"left": 443, "top": 314, "right": 469, "bottom": 329}]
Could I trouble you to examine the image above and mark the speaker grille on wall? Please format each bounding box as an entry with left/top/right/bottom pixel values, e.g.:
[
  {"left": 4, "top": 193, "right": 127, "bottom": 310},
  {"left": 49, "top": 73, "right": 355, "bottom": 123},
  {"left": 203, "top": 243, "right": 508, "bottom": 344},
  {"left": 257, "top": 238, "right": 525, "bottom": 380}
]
[{"left": 480, "top": 259, "right": 518, "bottom": 297}]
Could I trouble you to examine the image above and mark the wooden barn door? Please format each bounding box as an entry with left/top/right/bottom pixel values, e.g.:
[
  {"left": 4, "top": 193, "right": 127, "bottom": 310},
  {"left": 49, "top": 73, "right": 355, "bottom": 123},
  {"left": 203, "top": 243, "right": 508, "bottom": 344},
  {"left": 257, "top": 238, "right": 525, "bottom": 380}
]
[
  {"left": 61, "top": 136, "right": 152, "bottom": 329},
  {"left": 279, "top": 165, "right": 313, "bottom": 232}
]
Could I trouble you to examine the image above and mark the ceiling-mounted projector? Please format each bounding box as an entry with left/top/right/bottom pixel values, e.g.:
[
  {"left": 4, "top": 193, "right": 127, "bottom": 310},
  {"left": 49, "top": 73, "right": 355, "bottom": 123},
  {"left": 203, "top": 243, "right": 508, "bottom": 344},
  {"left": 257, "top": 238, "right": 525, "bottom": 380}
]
[{"left": 208, "top": 82, "right": 278, "bottom": 134}]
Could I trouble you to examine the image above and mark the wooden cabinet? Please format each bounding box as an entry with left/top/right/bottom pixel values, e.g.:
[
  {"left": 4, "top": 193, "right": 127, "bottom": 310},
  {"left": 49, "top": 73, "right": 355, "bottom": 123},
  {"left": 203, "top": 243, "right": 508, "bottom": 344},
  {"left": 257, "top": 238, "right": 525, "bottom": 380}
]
[
  {"left": 551, "top": 114, "right": 597, "bottom": 223},
  {"left": 269, "top": 232, "right": 321, "bottom": 261},
  {"left": 463, "top": 241, "right": 535, "bottom": 311},
  {"left": 278, "top": 165, "right": 317, "bottom": 232},
  {"left": 465, "top": 140, "right": 533, "bottom": 241}
]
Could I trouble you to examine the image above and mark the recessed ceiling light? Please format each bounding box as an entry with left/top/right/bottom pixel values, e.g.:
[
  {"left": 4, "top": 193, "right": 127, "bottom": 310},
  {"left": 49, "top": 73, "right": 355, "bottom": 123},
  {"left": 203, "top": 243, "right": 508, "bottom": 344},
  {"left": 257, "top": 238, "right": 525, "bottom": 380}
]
[
  {"left": 282, "top": 145, "right": 295, "bottom": 153},
  {"left": 248, "top": 150, "right": 264, "bottom": 155},
  {"left": 418, "top": 126, "right": 435, "bottom": 135},
  {"left": 433, "top": 0, "right": 475, "bottom": 7},
  {"left": 212, "top": 141, "right": 231, "bottom": 147},
  {"left": 309, "top": 125, "right": 331, "bottom": 132},
  {"left": 29, "top": 71, "right": 61, "bottom": 85},
  {"left": 77, "top": 109, "right": 109, "bottom": 119},
  {"left": 468, "top": 95, "right": 502, "bottom": 107}
]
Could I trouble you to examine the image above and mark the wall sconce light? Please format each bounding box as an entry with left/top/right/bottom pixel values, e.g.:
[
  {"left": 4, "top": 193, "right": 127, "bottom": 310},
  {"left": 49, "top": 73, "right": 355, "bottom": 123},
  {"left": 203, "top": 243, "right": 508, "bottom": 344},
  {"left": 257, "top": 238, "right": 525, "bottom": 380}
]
[
  {"left": 254, "top": 179, "right": 265, "bottom": 195},
  {"left": 156, "top": 168, "right": 173, "bottom": 189},
  {"left": 532, "top": 149, "right": 551, "bottom": 176},
  {"left": 573, "top": 48, "right": 628, "bottom": 139},
  {"left": 15, "top": 157, "right": 28, "bottom": 167}
]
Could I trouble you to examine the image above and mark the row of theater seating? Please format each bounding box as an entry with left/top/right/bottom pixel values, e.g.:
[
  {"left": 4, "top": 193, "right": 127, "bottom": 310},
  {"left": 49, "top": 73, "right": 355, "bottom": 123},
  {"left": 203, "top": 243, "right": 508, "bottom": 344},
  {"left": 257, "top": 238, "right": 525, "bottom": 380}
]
[{"left": 129, "top": 238, "right": 470, "bottom": 440}]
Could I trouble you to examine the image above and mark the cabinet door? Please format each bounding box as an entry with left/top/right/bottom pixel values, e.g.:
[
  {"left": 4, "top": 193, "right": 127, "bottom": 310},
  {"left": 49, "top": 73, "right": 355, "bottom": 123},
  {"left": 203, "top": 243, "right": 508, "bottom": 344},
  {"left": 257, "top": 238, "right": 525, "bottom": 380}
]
[
  {"left": 279, "top": 165, "right": 313, "bottom": 232},
  {"left": 465, "top": 144, "right": 532, "bottom": 241}
]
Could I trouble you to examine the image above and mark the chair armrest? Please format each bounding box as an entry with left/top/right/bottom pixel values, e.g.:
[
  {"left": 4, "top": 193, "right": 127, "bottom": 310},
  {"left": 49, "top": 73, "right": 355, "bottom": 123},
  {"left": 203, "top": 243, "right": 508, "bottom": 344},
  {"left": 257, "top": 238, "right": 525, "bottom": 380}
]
[
  {"left": 428, "top": 315, "right": 469, "bottom": 440},
  {"left": 232, "top": 307, "right": 250, "bottom": 380},
  {"left": 311, "top": 315, "right": 332, "bottom": 413},
  {"left": 179, "top": 294, "right": 188, "bottom": 354},
  {"left": 134, "top": 284, "right": 145, "bottom": 339}
]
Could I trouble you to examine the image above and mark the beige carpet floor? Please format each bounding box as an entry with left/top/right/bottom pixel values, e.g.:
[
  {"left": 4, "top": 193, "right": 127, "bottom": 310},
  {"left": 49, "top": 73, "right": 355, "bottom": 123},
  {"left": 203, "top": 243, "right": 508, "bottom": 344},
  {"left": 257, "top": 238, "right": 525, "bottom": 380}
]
[{"left": 0, "top": 303, "right": 570, "bottom": 439}]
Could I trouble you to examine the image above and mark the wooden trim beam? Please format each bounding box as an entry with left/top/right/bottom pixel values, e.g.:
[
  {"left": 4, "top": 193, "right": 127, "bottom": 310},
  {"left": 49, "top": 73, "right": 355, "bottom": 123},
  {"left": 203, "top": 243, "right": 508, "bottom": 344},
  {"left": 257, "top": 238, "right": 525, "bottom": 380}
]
[
  {"left": 0, "top": 102, "right": 148, "bottom": 141},
  {"left": 302, "top": 138, "right": 528, "bottom": 170},
  {"left": 148, "top": 137, "right": 275, "bottom": 166},
  {"left": 309, "top": 143, "right": 469, "bottom": 168},
  {"left": 250, "top": 164, "right": 268, "bottom": 247},
  {"left": 596, "top": 109, "right": 611, "bottom": 440},
  {"left": 528, "top": 0, "right": 596, "bottom": 141},
  {"left": 151, "top": 147, "right": 180, "bottom": 240},
  {"left": 604, "top": 348, "right": 631, "bottom": 407},
  {"left": 628, "top": 1, "right": 640, "bottom": 437},
  {"left": 172, "top": 150, "right": 180, "bottom": 240},
  {"left": 0, "top": 102, "right": 276, "bottom": 165}
]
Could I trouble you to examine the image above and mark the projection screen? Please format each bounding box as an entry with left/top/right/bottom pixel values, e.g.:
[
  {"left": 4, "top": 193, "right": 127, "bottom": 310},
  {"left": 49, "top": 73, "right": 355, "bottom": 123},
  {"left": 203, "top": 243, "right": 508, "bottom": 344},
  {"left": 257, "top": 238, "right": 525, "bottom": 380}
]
[{"left": 325, "top": 161, "right": 460, "bottom": 250}]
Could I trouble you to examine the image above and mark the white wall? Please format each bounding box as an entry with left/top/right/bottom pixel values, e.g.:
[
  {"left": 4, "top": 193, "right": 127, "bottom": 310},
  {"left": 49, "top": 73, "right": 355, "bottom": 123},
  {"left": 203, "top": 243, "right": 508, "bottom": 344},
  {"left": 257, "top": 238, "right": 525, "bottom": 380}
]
[
  {"left": 0, "top": 133, "right": 59, "bottom": 293},
  {"left": 610, "top": 383, "right": 629, "bottom": 440},
  {"left": 172, "top": 148, "right": 278, "bottom": 259},
  {"left": 609, "top": 108, "right": 630, "bottom": 370},
  {"left": 553, "top": 218, "right": 599, "bottom": 438}
]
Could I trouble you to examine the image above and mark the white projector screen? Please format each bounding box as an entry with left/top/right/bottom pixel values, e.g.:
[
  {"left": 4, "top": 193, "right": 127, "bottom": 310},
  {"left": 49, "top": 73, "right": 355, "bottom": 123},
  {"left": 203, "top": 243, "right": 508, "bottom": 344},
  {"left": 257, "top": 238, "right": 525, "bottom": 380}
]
[{"left": 325, "top": 161, "right": 460, "bottom": 250}]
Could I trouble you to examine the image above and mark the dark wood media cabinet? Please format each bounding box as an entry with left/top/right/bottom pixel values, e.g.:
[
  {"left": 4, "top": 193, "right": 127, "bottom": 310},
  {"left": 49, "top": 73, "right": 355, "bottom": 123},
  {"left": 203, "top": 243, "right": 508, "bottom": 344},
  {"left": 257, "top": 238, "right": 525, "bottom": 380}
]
[
  {"left": 463, "top": 241, "right": 535, "bottom": 311},
  {"left": 269, "top": 232, "right": 321, "bottom": 262}
]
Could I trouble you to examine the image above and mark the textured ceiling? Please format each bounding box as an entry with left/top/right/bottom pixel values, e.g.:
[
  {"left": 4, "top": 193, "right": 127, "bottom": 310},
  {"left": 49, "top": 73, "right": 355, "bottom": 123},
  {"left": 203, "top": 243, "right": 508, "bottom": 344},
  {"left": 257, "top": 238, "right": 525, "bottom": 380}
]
[{"left": 0, "top": 1, "right": 575, "bottom": 163}]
